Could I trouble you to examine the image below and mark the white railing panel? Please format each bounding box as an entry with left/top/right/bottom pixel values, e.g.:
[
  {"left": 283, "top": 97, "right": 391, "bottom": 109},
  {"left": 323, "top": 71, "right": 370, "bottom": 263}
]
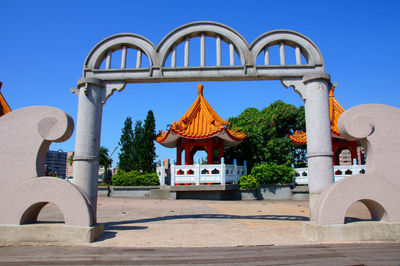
[
  {"left": 163, "top": 162, "right": 247, "bottom": 186},
  {"left": 294, "top": 165, "right": 366, "bottom": 185},
  {"left": 156, "top": 165, "right": 165, "bottom": 185}
]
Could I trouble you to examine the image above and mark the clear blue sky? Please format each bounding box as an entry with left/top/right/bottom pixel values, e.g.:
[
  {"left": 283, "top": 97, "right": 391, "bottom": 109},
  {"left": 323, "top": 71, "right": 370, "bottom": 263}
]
[{"left": 1, "top": 0, "right": 399, "bottom": 166}]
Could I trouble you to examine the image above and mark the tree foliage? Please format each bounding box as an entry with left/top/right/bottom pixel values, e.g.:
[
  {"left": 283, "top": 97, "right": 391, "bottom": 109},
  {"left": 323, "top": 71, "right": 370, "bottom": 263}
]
[
  {"left": 224, "top": 100, "right": 306, "bottom": 172},
  {"left": 142, "top": 110, "right": 157, "bottom": 173},
  {"left": 118, "top": 117, "right": 135, "bottom": 172},
  {"left": 112, "top": 170, "right": 159, "bottom": 186},
  {"left": 132, "top": 120, "right": 144, "bottom": 171},
  {"left": 118, "top": 111, "right": 157, "bottom": 173},
  {"left": 99, "top": 146, "right": 113, "bottom": 184},
  {"left": 251, "top": 163, "right": 294, "bottom": 184},
  {"left": 67, "top": 152, "right": 74, "bottom": 166},
  {"left": 239, "top": 174, "right": 259, "bottom": 190}
]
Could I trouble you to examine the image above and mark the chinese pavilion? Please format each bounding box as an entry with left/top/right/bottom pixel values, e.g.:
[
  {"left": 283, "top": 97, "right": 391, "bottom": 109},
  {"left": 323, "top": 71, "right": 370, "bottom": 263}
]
[
  {"left": 0, "top": 82, "right": 11, "bottom": 117},
  {"left": 156, "top": 84, "right": 246, "bottom": 165},
  {"left": 290, "top": 87, "right": 362, "bottom": 165}
]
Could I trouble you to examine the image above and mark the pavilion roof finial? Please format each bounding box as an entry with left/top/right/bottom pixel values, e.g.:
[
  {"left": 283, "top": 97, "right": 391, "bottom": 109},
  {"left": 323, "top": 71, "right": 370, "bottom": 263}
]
[{"left": 198, "top": 84, "right": 204, "bottom": 96}]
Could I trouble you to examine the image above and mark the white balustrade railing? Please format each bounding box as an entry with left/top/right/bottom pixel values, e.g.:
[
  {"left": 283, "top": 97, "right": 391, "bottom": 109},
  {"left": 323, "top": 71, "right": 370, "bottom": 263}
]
[
  {"left": 294, "top": 164, "right": 366, "bottom": 185},
  {"left": 156, "top": 160, "right": 247, "bottom": 186}
]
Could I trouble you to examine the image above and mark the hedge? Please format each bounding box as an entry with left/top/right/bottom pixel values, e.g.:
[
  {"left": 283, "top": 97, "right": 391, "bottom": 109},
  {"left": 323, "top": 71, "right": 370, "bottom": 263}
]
[
  {"left": 239, "top": 174, "right": 259, "bottom": 189},
  {"left": 250, "top": 163, "right": 294, "bottom": 184},
  {"left": 112, "top": 170, "right": 159, "bottom": 186}
]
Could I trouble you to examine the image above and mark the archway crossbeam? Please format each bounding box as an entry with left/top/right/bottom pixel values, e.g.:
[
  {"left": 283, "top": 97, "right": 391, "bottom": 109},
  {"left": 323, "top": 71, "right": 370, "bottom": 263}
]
[{"left": 83, "top": 21, "right": 325, "bottom": 83}]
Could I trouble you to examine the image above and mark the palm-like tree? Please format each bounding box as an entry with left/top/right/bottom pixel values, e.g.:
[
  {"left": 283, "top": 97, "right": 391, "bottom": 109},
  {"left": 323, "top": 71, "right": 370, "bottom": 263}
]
[
  {"left": 99, "top": 146, "right": 113, "bottom": 184},
  {"left": 67, "top": 152, "right": 74, "bottom": 166}
]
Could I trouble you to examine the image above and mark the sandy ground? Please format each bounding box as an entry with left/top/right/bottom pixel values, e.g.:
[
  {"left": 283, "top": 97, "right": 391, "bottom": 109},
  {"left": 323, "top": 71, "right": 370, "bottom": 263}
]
[{"left": 12, "top": 197, "right": 373, "bottom": 248}]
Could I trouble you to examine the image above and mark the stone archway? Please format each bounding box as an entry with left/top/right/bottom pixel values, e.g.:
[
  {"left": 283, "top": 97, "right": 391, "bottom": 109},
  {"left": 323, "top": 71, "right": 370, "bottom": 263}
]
[{"left": 72, "top": 21, "right": 334, "bottom": 222}]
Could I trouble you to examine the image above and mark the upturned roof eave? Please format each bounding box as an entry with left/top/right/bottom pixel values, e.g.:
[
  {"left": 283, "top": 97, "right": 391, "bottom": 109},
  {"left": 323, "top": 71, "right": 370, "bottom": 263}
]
[{"left": 156, "top": 127, "right": 246, "bottom": 148}]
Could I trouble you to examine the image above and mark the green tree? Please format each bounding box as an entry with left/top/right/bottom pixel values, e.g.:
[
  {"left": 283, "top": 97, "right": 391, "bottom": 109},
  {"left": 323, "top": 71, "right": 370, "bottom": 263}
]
[
  {"left": 142, "top": 110, "right": 156, "bottom": 173},
  {"left": 99, "top": 146, "right": 113, "bottom": 184},
  {"left": 224, "top": 100, "right": 306, "bottom": 172},
  {"left": 132, "top": 120, "right": 144, "bottom": 172},
  {"left": 118, "top": 112, "right": 157, "bottom": 174},
  {"left": 118, "top": 117, "right": 135, "bottom": 172}
]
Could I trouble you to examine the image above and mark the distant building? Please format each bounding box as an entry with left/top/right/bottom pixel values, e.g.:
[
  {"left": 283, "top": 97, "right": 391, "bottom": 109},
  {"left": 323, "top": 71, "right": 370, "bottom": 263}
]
[
  {"left": 338, "top": 149, "right": 352, "bottom": 165},
  {"left": 44, "top": 150, "right": 68, "bottom": 177}
]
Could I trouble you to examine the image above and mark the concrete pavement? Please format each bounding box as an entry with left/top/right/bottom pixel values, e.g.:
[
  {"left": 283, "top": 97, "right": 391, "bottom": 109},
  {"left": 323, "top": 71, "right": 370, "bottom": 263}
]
[
  {"left": 1, "top": 197, "right": 399, "bottom": 265},
  {"left": 0, "top": 197, "right": 377, "bottom": 248}
]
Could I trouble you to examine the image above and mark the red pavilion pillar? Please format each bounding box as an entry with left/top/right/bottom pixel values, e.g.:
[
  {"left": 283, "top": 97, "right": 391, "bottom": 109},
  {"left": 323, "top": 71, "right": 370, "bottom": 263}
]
[
  {"left": 332, "top": 140, "right": 338, "bottom": 166},
  {"left": 176, "top": 138, "right": 182, "bottom": 165},
  {"left": 218, "top": 138, "right": 224, "bottom": 163},
  {"left": 184, "top": 142, "right": 190, "bottom": 165},
  {"left": 207, "top": 139, "right": 213, "bottom": 164}
]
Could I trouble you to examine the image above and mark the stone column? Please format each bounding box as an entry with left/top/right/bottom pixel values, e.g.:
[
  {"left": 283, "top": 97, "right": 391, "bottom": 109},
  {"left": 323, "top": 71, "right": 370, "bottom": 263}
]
[
  {"left": 282, "top": 73, "right": 334, "bottom": 219},
  {"left": 73, "top": 78, "right": 104, "bottom": 223},
  {"left": 302, "top": 74, "right": 334, "bottom": 216}
]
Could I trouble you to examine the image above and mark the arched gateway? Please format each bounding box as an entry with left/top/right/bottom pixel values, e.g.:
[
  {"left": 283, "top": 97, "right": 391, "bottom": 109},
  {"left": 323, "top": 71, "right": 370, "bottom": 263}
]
[{"left": 73, "top": 21, "right": 334, "bottom": 223}]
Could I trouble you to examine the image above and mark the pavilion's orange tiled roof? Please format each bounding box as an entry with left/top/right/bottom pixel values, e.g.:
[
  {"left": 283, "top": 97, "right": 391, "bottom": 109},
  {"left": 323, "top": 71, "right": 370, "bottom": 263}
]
[
  {"left": 289, "top": 87, "right": 345, "bottom": 145},
  {"left": 0, "top": 82, "right": 11, "bottom": 117},
  {"left": 156, "top": 84, "right": 246, "bottom": 146}
]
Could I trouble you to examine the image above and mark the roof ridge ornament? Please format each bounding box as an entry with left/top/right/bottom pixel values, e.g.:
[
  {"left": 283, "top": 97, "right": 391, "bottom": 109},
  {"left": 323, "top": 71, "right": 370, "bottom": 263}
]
[{"left": 198, "top": 84, "right": 204, "bottom": 96}]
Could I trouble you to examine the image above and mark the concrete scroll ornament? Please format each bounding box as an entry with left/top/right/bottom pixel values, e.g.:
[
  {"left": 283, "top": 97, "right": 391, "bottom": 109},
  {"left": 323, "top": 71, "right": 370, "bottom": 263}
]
[
  {"left": 312, "top": 104, "right": 400, "bottom": 224},
  {"left": 0, "top": 106, "right": 94, "bottom": 227}
]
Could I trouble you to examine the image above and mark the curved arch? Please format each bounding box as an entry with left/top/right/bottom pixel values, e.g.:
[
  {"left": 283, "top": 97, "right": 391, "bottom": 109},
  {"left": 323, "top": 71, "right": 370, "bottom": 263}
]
[
  {"left": 313, "top": 174, "right": 400, "bottom": 224},
  {"left": 83, "top": 33, "right": 158, "bottom": 72},
  {"left": 250, "top": 30, "right": 324, "bottom": 67},
  {"left": 20, "top": 202, "right": 63, "bottom": 224},
  {"left": 157, "top": 21, "right": 251, "bottom": 67},
  {"left": 0, "top": 177, "right": 94, "bottom": 226},
  {"left": 359, "top": 199, "right": 388, "bottom": 221},
  {"left": 79, "top": 22, "right": 328, "bottom": 82}
]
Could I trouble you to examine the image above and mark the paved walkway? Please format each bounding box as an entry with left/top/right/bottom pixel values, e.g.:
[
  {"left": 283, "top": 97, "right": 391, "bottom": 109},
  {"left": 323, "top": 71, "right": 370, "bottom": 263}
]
[
  {"left": 94, "top": 198, "right": 317, "bottom": 247},
  {"left": 1, "top": 197, "right": 399, "bottom": 264},
  {"left": 1, "top": 243, "right": 399, "bottom": 265},
  {"left": 5, "top": 197, "right": 380, "bottom": 247},
  {"left": 32, "top": 197, "right": 316, "bottom": 247}
]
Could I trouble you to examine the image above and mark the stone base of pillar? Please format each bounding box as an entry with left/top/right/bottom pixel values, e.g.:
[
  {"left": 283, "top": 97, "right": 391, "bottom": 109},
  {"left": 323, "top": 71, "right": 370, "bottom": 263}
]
[
  {"left": 0, "top": 223, "right": 104, "bottom": 243},
  {"left": 308, "top": 193, "right": 320, "bottom": 220},
  {"left": 303, "top": 221, "right": 400, "bottom": 242}
]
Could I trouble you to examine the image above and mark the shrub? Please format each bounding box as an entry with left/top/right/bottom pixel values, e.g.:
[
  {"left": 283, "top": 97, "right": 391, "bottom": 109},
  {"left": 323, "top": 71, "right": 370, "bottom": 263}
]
[
  {"left": 239, "top": 174, "right": 259, "bottom": 190},
  {"left": 251, "top": 163, "right": 294, "bottom": 184},
  {"left": 112, "top": 170, "right": 159, "bottom": 186}
]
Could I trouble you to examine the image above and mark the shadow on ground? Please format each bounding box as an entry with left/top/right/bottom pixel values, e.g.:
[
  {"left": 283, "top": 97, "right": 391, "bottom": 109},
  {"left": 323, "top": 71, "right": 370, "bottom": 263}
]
[
  {"left": 344, "top": 217, "right": 373, "bottom": 223},
  {"left": 98, "top": 213, "right": 309, "bottom": 241},
  {"left": 105, "top": 213, "right": 309, "bottom": 227}
]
